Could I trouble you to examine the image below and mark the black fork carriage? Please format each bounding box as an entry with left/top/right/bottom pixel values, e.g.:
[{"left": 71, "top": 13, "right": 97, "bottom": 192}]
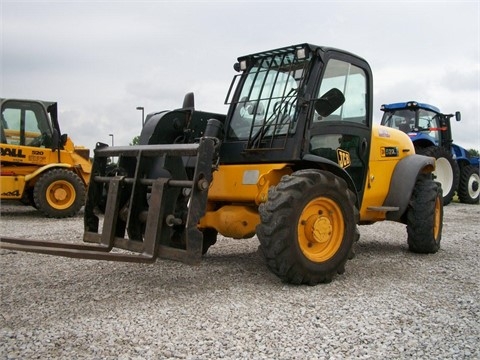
[{"left": 1, "top": 120, "right": 222, "bottom": 264}]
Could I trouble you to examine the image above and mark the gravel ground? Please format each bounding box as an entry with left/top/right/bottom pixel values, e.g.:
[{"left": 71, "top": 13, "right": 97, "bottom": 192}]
[{"left": 0, "top": 201, "right": 479, "bottom": 359}]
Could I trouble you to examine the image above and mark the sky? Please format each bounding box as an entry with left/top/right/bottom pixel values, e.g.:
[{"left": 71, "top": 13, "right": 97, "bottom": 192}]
[{"left": 1, "top": 0, "right": 479, "bottom": 153}]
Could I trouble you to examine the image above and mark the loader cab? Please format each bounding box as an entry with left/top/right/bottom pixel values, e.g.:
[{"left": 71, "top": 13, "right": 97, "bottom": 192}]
[
  {"left": 221, "top": 44, "right": 373, "bottom": 202},
  {"left": 380, "top": 101, "right": 459, "bottom": 149},
  {"left": 0, "top": 99, "right": 60, "bottom": 149}
]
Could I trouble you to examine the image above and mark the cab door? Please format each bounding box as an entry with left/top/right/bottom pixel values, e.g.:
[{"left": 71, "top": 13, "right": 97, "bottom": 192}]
[{"left": 308, "top": 57, "right": 371, "bottom": 205}]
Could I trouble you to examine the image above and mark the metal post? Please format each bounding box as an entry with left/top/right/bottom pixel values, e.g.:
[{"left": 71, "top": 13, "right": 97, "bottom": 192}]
[{"left": 136, "top": 106, "right": 145, "bottom": 128}]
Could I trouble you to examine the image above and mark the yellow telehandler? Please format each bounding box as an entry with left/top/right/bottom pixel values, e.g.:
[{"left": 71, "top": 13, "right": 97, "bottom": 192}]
[{"left": 1, "top": 44, "right": 442, "bottom": 284}]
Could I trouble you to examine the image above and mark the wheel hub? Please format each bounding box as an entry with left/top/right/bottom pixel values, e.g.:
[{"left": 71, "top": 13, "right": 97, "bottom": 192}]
[
  {"left": 53, "top": 187, "right": 68, "bottom": 201},
  {"left": 471, "top": 180, "right": 479, "bottom": 192},
  {"left": 434, "top": 157, "right": 454, "bottom": 193},
  {"left": 305, "top": 215, "right": 332, "bottom": 245}
]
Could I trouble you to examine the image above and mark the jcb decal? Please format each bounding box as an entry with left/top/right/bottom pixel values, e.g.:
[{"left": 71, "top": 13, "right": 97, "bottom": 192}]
[
  {"left": 0, "top": 147, "right": 26, "bottom": 158},
  {"left": 337, "top": 149, "right": 351, "bottom": 169},
  {"left": 381, "top": 147, "right": 399, "bottom": 157}
]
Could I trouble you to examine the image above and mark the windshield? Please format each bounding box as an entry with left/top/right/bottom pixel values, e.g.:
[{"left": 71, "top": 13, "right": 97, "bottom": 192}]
[
  {"left": 227, "top": 51, "right": 310, "bottom": 145},
  {"left": 382, "top": 108, "right": 440, "bottom": 143}
]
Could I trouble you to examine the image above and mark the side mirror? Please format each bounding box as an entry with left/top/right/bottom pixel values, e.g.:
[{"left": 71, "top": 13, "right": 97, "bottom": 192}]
[
  {"left": 455, "top": 111, "right": 461, "bottom": 121},
  {"left": 315, "top": 88, "right": 345, "bottom": 117},
  {"left": 60, "top": 133, "right": 68, "bottom": 146}
]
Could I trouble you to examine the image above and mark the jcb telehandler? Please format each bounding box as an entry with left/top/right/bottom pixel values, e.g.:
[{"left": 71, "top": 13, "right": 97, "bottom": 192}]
[
  {"left": 1, "top": 44, "right": 443, "bottom": 285},
  {"left": 0, "top": 99, "right": 91, "bottom": 217}
]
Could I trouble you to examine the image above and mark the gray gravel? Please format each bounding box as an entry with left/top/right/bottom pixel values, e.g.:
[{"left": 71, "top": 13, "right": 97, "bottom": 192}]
[{"left": 1, "top": 201, "right": 479, "bottom": 359}]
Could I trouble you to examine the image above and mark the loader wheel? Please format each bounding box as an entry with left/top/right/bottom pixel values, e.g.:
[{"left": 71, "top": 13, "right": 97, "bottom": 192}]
[
  {"left": 416, "top": 146, "right": 459, "bottom": 205},
  {"left": 33, "top": 168, "right": 86, "bottom": 218},
  {"left": 257, "top": 169, "right": 358, "bottom": 285},
  {"left": 457, "top": 165, "right": 480, "bottom": 204},
  {"left": 406, "top": 176, "right": 443, "bottom": 254}
]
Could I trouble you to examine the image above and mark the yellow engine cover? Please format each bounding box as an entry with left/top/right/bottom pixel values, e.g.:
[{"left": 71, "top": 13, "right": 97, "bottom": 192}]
[{"left": 200, "top": 163, "right": 292, "bottom": 238}]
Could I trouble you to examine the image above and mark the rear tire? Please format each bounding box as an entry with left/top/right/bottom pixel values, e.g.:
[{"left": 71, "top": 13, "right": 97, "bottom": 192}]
[
  {"left": 406, "top": 177, "right": 443, "bottom": 254},
  {"left": 257, "top": 169, "right": 358, "bottom": 285},
  {"left": 33, "top": 168, "right": 86, "bottom": 218},
  {"left": 457, "top": 165, "right": 480, "bottom": 204},
  {"left": 416, "top": 146, "right": 459, "bottom": 205}
]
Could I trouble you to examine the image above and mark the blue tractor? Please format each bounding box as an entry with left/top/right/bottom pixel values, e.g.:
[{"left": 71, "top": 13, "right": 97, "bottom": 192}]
[{"left": 381, "top": 101, "right": 479, "bottom": 204}]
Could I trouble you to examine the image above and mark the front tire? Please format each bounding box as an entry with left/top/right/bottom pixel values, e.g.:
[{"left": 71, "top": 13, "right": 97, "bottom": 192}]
[
  {"left": 257, "top": 169, "right": 358, "bottom": 285},
  {"left": 457, "top": 165, "right": 480, "bottom": 204},
  {"left": 406, "top": 177, "right": 443, "bottom": 253},
  {"left": 33, "top": 168, "right": 86, "bottom": 218}
]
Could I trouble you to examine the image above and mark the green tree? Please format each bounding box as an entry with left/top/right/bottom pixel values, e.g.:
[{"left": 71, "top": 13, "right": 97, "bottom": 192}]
[
  {"left": 130, "top": 135, "right": 140, "bottom": 146},
  {"left": 468, "top": 148, "right": 479, "bottom": 157}
]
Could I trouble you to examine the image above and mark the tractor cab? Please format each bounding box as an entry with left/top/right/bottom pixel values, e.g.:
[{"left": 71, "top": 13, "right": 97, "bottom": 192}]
[{"left": 380, "top": 101, "right": 460, "bottom": 150}]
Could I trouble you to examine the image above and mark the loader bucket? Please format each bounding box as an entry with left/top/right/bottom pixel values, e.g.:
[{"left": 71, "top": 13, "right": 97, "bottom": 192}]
[{"left": 1, "top": 122, "right": 221, "bottom": 264}]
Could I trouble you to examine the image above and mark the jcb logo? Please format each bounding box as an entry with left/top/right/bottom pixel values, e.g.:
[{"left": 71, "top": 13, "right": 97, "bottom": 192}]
[
  {"left": 337, "top": 149, "right": 351, "bottom": 169},
  {"left": 0, "top": 147, "right": 26, "bottom": 158}
]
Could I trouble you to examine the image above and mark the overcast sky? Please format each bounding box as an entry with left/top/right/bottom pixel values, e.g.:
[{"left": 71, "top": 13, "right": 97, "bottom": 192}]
[{"left": 1, "top": 0, "right": 479, "bottom": 152}]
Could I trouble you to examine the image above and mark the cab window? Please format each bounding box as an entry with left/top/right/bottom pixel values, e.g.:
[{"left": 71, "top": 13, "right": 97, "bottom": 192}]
[
  {"left": 1, "top": 102, "right": 52, "bottom": 146},
  {"left": 314, "top": 59, "right": 367, "bottom": 125}
]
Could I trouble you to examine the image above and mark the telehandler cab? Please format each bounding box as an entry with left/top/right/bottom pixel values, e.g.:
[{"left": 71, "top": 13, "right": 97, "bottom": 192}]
[{"left": 1, "top": 44, "right": 443, "bottom": 285}]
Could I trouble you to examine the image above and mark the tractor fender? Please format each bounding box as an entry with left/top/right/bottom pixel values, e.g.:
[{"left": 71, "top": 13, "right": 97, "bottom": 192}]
[
  {"left": 384, "top": 154, "right": 436, "bottom": 222},
  {"left": 301, "top": 153, "right": 358, "bottom": 205},
  {"left": 25, "top": 163, "right": 73, "bottom": 182}
]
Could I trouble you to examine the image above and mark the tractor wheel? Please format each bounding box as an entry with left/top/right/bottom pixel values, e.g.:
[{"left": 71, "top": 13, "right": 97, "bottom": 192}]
[
  {"left": 406, "top": 176, "right": 443, "bottom": 254},
  {"left": 416, "top": 146, "right": 459, "bottom": 205},
  {"left": 33, "top": 168, "right": 86, "bottom": 218},
  {"left": 257, "top": 169, "right": 358, "bottom": 285},
  {"left": 457, "top": 165, "right": 480, "bottom": 204}
]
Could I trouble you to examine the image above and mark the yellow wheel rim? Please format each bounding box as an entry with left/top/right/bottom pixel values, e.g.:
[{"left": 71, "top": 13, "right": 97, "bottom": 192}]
[
  {"left": 46, "top": 180, "right": 76, "bottom": 210},
  {"left": 297, "top": 197, "right": 344, "bottom": 262},
  {"left": 433, "top": 195, "right": 441, "bottom": 240}
]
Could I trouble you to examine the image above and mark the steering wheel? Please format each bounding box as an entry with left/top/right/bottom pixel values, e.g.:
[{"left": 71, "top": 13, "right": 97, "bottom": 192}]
[
  {"left": 239, "top": 101, "right": 265, "bottom": 118},
  {"left": 28, "top": 133, "right": 47, "bottom": 147}
]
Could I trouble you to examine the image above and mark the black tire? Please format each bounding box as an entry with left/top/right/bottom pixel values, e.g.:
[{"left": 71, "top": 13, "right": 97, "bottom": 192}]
[
  {"left": 33, "top": 168, "right": 86, "bottom": 218},
  {"left": 19, "top": 188, "right": 35, "bottom": 207},
  {"left": 416, "top": 146, "right": 459, "bottom": 205},
  {"left": 201, "top": 228, "right": 218, "bottom": 255},
  {"left": 457, "top": 165, "right": 480, "bottom": 204},
  {"left": 257, "top": 169, "right": 358, "bottom": 285},
  {"left": 406, "top": 177, "right": 443, "bottom": 254}
]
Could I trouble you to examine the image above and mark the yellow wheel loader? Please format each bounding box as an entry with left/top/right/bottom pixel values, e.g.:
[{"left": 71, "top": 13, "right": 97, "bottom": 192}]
[
  {"left": 0, "top": 99, "right": 91, "bottom": 217},
  {"left": 1, "top": 44, "right": 443, "bottom": 285}
]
